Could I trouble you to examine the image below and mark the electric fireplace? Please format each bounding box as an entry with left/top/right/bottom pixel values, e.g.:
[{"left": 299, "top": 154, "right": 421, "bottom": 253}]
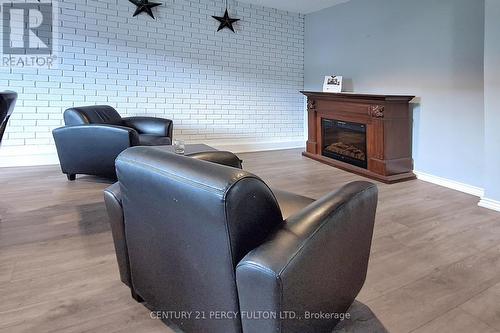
[
  {"left": 322, "top": 119, "right": 367, "bottom": 169},
  {"left": 301, "top": 91, "right": 416, "bottom": 183}
]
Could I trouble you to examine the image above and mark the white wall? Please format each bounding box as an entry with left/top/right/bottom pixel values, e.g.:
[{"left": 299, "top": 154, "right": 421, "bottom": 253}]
[
  {"left": 480, "top": 0, "right": 500, "bottom": 210},
  {"left": 304, "top": 0, "right": 485, "bottom": 188},
  {"left": 0, "top": 0, "right": 305, "bottom": 166}
]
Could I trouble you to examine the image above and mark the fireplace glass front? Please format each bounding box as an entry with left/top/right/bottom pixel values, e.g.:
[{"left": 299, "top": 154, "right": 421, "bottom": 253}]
[{"left": 322, "top": 119, "right": 367, "bottom": 169}]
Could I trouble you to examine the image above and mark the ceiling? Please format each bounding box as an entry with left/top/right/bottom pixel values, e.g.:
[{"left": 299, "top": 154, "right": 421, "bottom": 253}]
[{"left": 237, "top": 0, "right": 350, "bottom": 14}]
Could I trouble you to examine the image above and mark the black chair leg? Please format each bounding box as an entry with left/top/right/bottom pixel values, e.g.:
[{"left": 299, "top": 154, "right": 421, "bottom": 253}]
[
  {"left": 131, "top": 289, "right": 144, "bottom": 303},
  {"left": 66, "top": 174, "right": 76, "bottom": 181}
]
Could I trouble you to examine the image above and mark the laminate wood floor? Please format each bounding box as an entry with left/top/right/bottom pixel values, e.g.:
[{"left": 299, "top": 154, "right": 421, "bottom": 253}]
[{"left": 1, "top": 149, "right": 499, "bottom": 333}]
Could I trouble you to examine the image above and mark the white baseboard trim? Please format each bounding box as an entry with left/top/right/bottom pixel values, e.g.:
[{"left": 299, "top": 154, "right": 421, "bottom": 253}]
[
  {"left": 478, "top": 197, "right": 500, "bottom": 212},
  {"left": 209, "top": 140, "right": 305, "bottom": 153},
  {"left": 0, "top": 153, "right": 60, "bottom": 168},
  {"left": 0, "top": 140, "right": 306, "bottom": 168},
  {"left": 414, "top": 170, "right": 485, "bottom": 198},
  {"left": 0, "top": 145, "right": 59, "bottom": 168},
  {"left": 410, "top": 171, "right": 500, "bottom": 213}
]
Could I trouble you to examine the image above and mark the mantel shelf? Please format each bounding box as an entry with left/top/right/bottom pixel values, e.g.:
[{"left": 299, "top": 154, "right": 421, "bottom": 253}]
[{"left": 300, "top": 91, "right": 415, "bottom": 103}]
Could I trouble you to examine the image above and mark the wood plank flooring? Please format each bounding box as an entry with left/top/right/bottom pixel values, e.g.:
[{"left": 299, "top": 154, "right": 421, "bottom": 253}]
[{"left": 1, "top": 148, "right": 499, "bottom": 333}]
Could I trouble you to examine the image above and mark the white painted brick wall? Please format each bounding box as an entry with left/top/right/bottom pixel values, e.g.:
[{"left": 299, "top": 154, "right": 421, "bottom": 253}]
[{"left": 0, "top": 0, "right": 305, "bottom": 154}]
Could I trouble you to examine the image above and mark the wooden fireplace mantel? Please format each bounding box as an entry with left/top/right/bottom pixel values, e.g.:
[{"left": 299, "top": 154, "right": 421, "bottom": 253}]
[{"left": 301, "top": 91, "right": 416, "bottom": 183}]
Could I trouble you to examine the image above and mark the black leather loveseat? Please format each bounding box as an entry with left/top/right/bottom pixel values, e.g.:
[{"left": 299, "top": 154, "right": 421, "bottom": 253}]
[
  {"left": 52, "top": 105, "right": 173, "bottom": 180},
  {"left": 104, "top": 147, "right": 378, "bottom": 333}
]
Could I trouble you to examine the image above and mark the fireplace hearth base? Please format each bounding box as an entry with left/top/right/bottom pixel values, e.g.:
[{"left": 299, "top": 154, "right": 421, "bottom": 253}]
[
  {"left": 302, "top": 152, "right": 416, "bottom": 183},
  {"left": 301, "top": 91, "right": 416, "bottom": 184}
]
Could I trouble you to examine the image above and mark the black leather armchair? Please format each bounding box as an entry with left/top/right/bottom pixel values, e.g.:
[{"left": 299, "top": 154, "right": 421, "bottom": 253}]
[
  {"left": 0, "top": 91, "right": 18, "bottom": 145},
  {"left": 52, "top": 105, "right": 173, "bottom": 180},
  {"left": 104, "top": 147, "right": 378, "bottom": 333}
]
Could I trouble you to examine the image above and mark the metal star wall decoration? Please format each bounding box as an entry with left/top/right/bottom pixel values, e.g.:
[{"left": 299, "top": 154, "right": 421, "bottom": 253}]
[
  {"left": 129, "top": 0, "right": 162, "bottom": 19},
  {"left": 212, "top": 9, "right": 240, "bottom": 32}
]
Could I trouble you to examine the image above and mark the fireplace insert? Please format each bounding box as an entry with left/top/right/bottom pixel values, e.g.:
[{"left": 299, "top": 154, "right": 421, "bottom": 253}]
[{"left": 322, "top": 119, "right": 367, "bottom": 169}]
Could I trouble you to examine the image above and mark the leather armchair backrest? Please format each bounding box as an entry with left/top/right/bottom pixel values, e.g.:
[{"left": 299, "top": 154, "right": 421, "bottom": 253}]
[
  {"left": 0, "top": 91, "right": 18, "bottom": 143},
  {"left": 63, "top": 105, "right": 122, "bottom": 125},
  {"left": 115, "top": 146, "right": 283, "bottom": 333}
]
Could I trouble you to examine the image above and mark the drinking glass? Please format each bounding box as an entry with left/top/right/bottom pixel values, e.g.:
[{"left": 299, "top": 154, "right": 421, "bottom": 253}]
[{"left": 174, "top": 139, "right": 185, "bottom": 155}]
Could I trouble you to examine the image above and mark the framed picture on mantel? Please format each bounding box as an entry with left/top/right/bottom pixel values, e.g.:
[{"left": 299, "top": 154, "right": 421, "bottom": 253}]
[{"left": 323, "top": 75, "right": 343, "bottom": 93}]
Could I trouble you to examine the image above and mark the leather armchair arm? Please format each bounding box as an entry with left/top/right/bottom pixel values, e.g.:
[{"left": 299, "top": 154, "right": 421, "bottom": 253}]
[
  {"left": 52, "top": 124, "right": 140, "bottom": 178},
  {"left": 122, "top": 117, "right": 173, "bottom": 138},
  {"left": 104, "top": 182, "right": 132, "bottom": 287},
  {"left": 186, "top": 151, "right": 243, "bottom": 169},
  {"left": 236, "top": 181, "right": 378, "bottom": 333}
]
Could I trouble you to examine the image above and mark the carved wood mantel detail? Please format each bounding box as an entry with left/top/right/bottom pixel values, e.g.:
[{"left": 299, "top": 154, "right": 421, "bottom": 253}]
[
  {"left": 307, "top": 99, "right": 316, "bottom": 112},
  {"left": 300, "top": 91, "right": 416, "bottom": 184},
  {"left": 369, "top": 105, "right": 385, "bottom": 118}
]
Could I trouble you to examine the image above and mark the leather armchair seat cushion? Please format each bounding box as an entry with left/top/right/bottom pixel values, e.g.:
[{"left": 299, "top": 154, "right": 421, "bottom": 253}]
[
  {"left": 272, "top": 189, "right": 315, "bottom": 219},
  {"left": 138, "top": 134, "right": 172, "bottom": 146},
  {"left": 187, "top": 151, "right": 243, "bottom": 169}
]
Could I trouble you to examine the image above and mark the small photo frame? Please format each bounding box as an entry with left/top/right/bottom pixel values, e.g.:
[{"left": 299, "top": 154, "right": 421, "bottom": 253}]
[{"left": 323, "top": 76, "right": 343, "bottom": 93}]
